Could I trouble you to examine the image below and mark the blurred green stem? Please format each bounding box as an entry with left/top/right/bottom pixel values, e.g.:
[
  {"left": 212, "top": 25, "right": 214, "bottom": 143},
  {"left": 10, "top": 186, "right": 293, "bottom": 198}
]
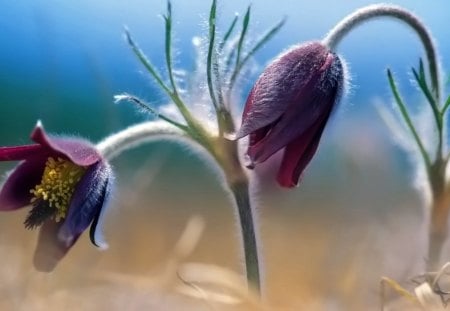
[
  {"left": 326, "top": 3, "right": 449, "bottom": 272},
  {"left": 428, "top": 161, "right": 449, "bottom": 271}
]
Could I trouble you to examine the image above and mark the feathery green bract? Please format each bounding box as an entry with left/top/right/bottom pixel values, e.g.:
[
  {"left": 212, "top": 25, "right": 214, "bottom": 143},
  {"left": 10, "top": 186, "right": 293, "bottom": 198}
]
[
  {"left": 228, "top": 17, "right": 286, "bottom": 94},
  {"left": 125, "top": 27, "right": 198, "bottom": 132},
  {"left": 219, "top": 14, "right": 239, "bottom": 52},
  {"left": 442, "top": 95, "right": 450, "bottom": 116},
  {"left": 387, "top": 69, "right": 431, "bottom": 168},
  {"left": 236, "top": 6, "right": 251, "bottom": 69},
  {"left": 164, "top": 1, "right": 179, "bottom": 95},
  {"left": 115, "top": 94, "right": 189, "bottom": 132},
  {"left": 412, "top": 59, "right": 440, "bottom": 125},
  {"left": 206, "top": 0, "right": 220, "bottom": 113},
  {"left": 124, "top": 28, "right": 172, "bottom": 96}
]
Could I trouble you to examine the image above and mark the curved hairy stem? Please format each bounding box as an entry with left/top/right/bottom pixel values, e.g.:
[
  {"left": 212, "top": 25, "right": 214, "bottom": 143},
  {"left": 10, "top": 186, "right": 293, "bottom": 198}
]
[
  {"left": 323, "top": 4, "right": 441, "bottom": 101},
  {"left": 96, "top": 121, "right": 187, "bottom": 160}
]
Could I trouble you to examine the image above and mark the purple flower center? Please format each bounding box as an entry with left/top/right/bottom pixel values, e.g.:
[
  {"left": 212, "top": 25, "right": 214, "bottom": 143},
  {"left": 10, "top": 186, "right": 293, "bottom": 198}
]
[{"left": 25, "top": 157, "right": 86, "bottom": 228}]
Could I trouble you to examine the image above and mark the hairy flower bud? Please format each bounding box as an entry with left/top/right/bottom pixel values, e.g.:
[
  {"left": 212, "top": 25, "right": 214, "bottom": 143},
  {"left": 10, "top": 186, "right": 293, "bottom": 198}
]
[{"left": 236, "top": 41, "right": 344, "bottom": 187}]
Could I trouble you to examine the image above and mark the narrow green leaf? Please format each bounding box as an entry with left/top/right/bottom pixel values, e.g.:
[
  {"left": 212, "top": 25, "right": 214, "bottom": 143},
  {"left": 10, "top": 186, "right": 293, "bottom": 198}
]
[
  {"left": 164, "top": 1, "right": 179, "bottom": 95},
  {"left": 387, "top": 69, "right": 431, "bottom": 168},
  {"left": 412, "top": 67, "right": 441, "bottom": 130},
  {"left": 236, "top": 5, "right": 251, "bottom": 68},
  {"left": 223, "top": 44, "right": 237, "bottom": 76},
  {"left": 228, "top": 17, "right": 286, "bottom": 94},
  {"left": 442, "top": 94, "right": 450, "bottom": 116},
  {"left": 243, "top": 17, "right": 285, "bottom": 63},
  {"left": 206, "top": 0, "right": 220, "bottom": 111},
  {"left": 219, "top": 14, "right": 239, "bottom": 52},
  {"left": 124, "top": 28, "right": 172, "bottom": 96},
  {"left": 114, "top": 94, "right": 189, "bottom": 132},
  {"left": 419, "top": 58, "right": 425, "bottom": 82},
  {"left": 125, "top": 27, "right": 197, "bottom": 131}
]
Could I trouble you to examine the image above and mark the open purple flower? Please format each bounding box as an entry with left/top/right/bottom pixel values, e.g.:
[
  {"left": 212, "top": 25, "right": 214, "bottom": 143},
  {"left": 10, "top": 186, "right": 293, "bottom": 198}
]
[
  {"left": 0, "top": 121, "right": 113, "bottom": 271},
  {"left": 236, "top": 41, "right": 344, "bottom": 188}
]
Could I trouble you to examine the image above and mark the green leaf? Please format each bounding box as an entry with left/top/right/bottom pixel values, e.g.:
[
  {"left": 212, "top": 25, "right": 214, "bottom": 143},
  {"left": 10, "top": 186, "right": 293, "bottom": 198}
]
[
  {"left": 442, "top": 95, "right": 450, "bottom": 116},
  {"left": 236, "top": 5, "right": 251, "bottom": 68},
  {"left": 387, "top": 69, "right": 431, "bottom": 168},
  {"left": 114, "top": 94, "right": 189, "bottom": 132},
  {"left": 164, "top": 1, "right": 178, "bottom": 95},
  {"left": 125, "top": 27, "right": 197, "bottom": 131},
  {"left": 228, "top": 17, "right": 285, "bottom": 94},
  {"left": 124, "top": 28, "right": 172, "bottom": 96},
  {"left": 219, "top": 14, "right": 239, "bottom": 52},
  {"left": 412, "top": 67, "right": 441, "bottom": 130},
  {"left": 206, "top": 0, "right": 219, "bottom": 111},
  {"left": 419, "top": 58, "right": 425, "bottom": 82}
]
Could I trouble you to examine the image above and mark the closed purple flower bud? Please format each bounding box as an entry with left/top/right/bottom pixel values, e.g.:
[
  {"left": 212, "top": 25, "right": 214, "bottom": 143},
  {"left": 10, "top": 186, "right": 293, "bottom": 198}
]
[
  {"left": 236, "top": 41, "right": 344, "bottom": 188},
  {"left": 0, "top": 122, "right": 113, "bottom": 271}
]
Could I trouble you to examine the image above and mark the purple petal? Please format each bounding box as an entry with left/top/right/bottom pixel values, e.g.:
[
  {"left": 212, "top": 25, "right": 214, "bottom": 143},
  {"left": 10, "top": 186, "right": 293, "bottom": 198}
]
[
  {"left": 31, "top": 122, "right": 101, "bottom": 166},
  {"left": 246, "top": 54, "right": 342, "bottom": 163},
  {"left": 89, "top": 173, "right": 113, "bottom": 249},
  {"left": 247, "top": 86, "right": 329, "bottom": 163},
  {"left": 0, "top": 144, "right": 46, "bottom": 161},
  {"left": 57, "top": 161, "right": 111, "bottom": 248},
  {"left": 0, "top": 156, "right": 47, "bottom": 210},
  {"left": 33, "top": 220, "right": 79, "bottom": 272},
  {"left": 277, "top": 115, "right": 330, "bottom": 188},
  {"left": 236, "top": 42, "right": 329, "bottom": 139}
]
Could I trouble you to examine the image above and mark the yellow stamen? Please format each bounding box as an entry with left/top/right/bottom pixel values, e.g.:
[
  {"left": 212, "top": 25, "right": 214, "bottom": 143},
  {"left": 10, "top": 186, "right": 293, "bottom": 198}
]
[{"left": 30, "top": 157, "right": 86, "bottom": 222}]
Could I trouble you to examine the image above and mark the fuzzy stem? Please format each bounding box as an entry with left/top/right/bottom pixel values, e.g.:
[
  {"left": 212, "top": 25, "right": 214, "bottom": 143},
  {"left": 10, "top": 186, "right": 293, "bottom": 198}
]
[
  {"left": 96, "top": 121, "right": 186, "bottom": 160},
  {"left": 427, "top": 158, "right": 450, "bottom": 271},
  {"left": 229, "top": 179, "right": 261, "bottom": 293},
  {"left": 323, "top": 4, "right": 441, "bottom": 100}
]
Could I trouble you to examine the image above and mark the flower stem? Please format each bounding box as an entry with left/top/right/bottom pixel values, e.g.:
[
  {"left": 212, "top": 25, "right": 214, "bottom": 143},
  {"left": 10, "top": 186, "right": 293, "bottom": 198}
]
[
  {"left": 229, "top": 179, "right": 261, "bottom": 294},
  {"left": 214, "top": 131, "right": 262, "bottom": 293},
  {"left": 427, "top": 158, "right": 450, "bottom": 271},
  {"left": 96, "top": 121, "right": 187, "bottom": 160},
  {"left": 323, "top": 4, "right": 441, "bottom": 100}
]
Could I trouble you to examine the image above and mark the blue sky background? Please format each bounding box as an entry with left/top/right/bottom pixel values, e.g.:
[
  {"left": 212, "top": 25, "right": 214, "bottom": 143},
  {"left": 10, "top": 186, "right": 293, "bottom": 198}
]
[{"left": 0, "top": 0, "right": 449, "bottom": 146}]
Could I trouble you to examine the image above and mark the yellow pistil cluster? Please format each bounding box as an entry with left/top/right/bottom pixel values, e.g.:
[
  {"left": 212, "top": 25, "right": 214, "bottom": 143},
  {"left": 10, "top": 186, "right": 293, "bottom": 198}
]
[{"left": 30, "top": 157, "right": 86, "bottom": 222}]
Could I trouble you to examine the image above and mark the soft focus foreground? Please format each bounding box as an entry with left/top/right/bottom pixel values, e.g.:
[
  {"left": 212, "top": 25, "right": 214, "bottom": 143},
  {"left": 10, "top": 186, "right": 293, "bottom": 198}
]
[{"left": 0, "top": 125, "right": 431, "bottom": 310}]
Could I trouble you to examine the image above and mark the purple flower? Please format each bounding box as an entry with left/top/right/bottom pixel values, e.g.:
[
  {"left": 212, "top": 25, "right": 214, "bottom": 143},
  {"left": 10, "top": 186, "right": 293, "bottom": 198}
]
[
  {"left": 0, "top": 122, "right": 113, "bottom": 271},
  {"left": 236, "top": 42, "right": 344, "bottom": 188}
]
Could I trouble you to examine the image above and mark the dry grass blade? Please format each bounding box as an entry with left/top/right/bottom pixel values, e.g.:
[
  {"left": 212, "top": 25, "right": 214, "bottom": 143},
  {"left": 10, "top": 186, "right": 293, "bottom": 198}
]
[
  {"left": 176, "top": 262, "right": 264, "bottom": 309},
  {"left": 380, "top": 276, "right": 420, "bottom": 310}
]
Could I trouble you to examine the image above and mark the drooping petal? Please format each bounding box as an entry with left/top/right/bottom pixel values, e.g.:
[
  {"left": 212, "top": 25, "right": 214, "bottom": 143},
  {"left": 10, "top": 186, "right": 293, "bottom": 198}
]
[
  {"left": 89, "top": 174, "right": 113, "bottom": 249},
  {"left": 57, "top": 162, "right": 111, "bottom": 248},
  {"left": 277, "top": 116, "right": 329, "bottom": 188},
  {"left": 236, "top": 42, "right": 329, "bottom": 139},
  {"left": 31, "top": 122, "right": 101, "bottom": 166},
  {"left": 0, "top": 156, "right": 48, "bottom": 210},
  {"left": 246, "top": 53, "right": 343, "bottom": 164},
  {"left": 33, "top": 220, "right": 79, "bottom": 272},
  {"left": 248, "top": 124, "right": 272, "bottom": 148},
  {"left": 246, "top": 83, "right": 330, "bottom": 163},
  {"left": 0, "top": 144, "right": 46, "bottom": 161}
]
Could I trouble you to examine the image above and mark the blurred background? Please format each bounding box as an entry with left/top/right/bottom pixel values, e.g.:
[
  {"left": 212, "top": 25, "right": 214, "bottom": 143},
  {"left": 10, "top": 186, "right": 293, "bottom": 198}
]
[{"left": 1, "top": 0, "right": 450, "bottom": 309}]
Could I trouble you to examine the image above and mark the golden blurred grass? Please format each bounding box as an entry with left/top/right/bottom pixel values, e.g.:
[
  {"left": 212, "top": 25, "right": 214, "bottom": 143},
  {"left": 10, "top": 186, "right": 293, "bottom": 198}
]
[{"left": 0, "top": 145, "right": 433, "bottom": 310}]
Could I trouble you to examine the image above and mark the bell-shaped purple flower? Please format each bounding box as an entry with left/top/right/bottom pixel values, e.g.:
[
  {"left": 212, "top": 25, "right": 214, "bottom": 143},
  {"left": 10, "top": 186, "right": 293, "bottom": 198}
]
[
  {"left": 0, "top": 121, "right": 113, "bottom": 271},
  {"left": 236, "top": 41, "right": 344, "bottom": 188}
]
